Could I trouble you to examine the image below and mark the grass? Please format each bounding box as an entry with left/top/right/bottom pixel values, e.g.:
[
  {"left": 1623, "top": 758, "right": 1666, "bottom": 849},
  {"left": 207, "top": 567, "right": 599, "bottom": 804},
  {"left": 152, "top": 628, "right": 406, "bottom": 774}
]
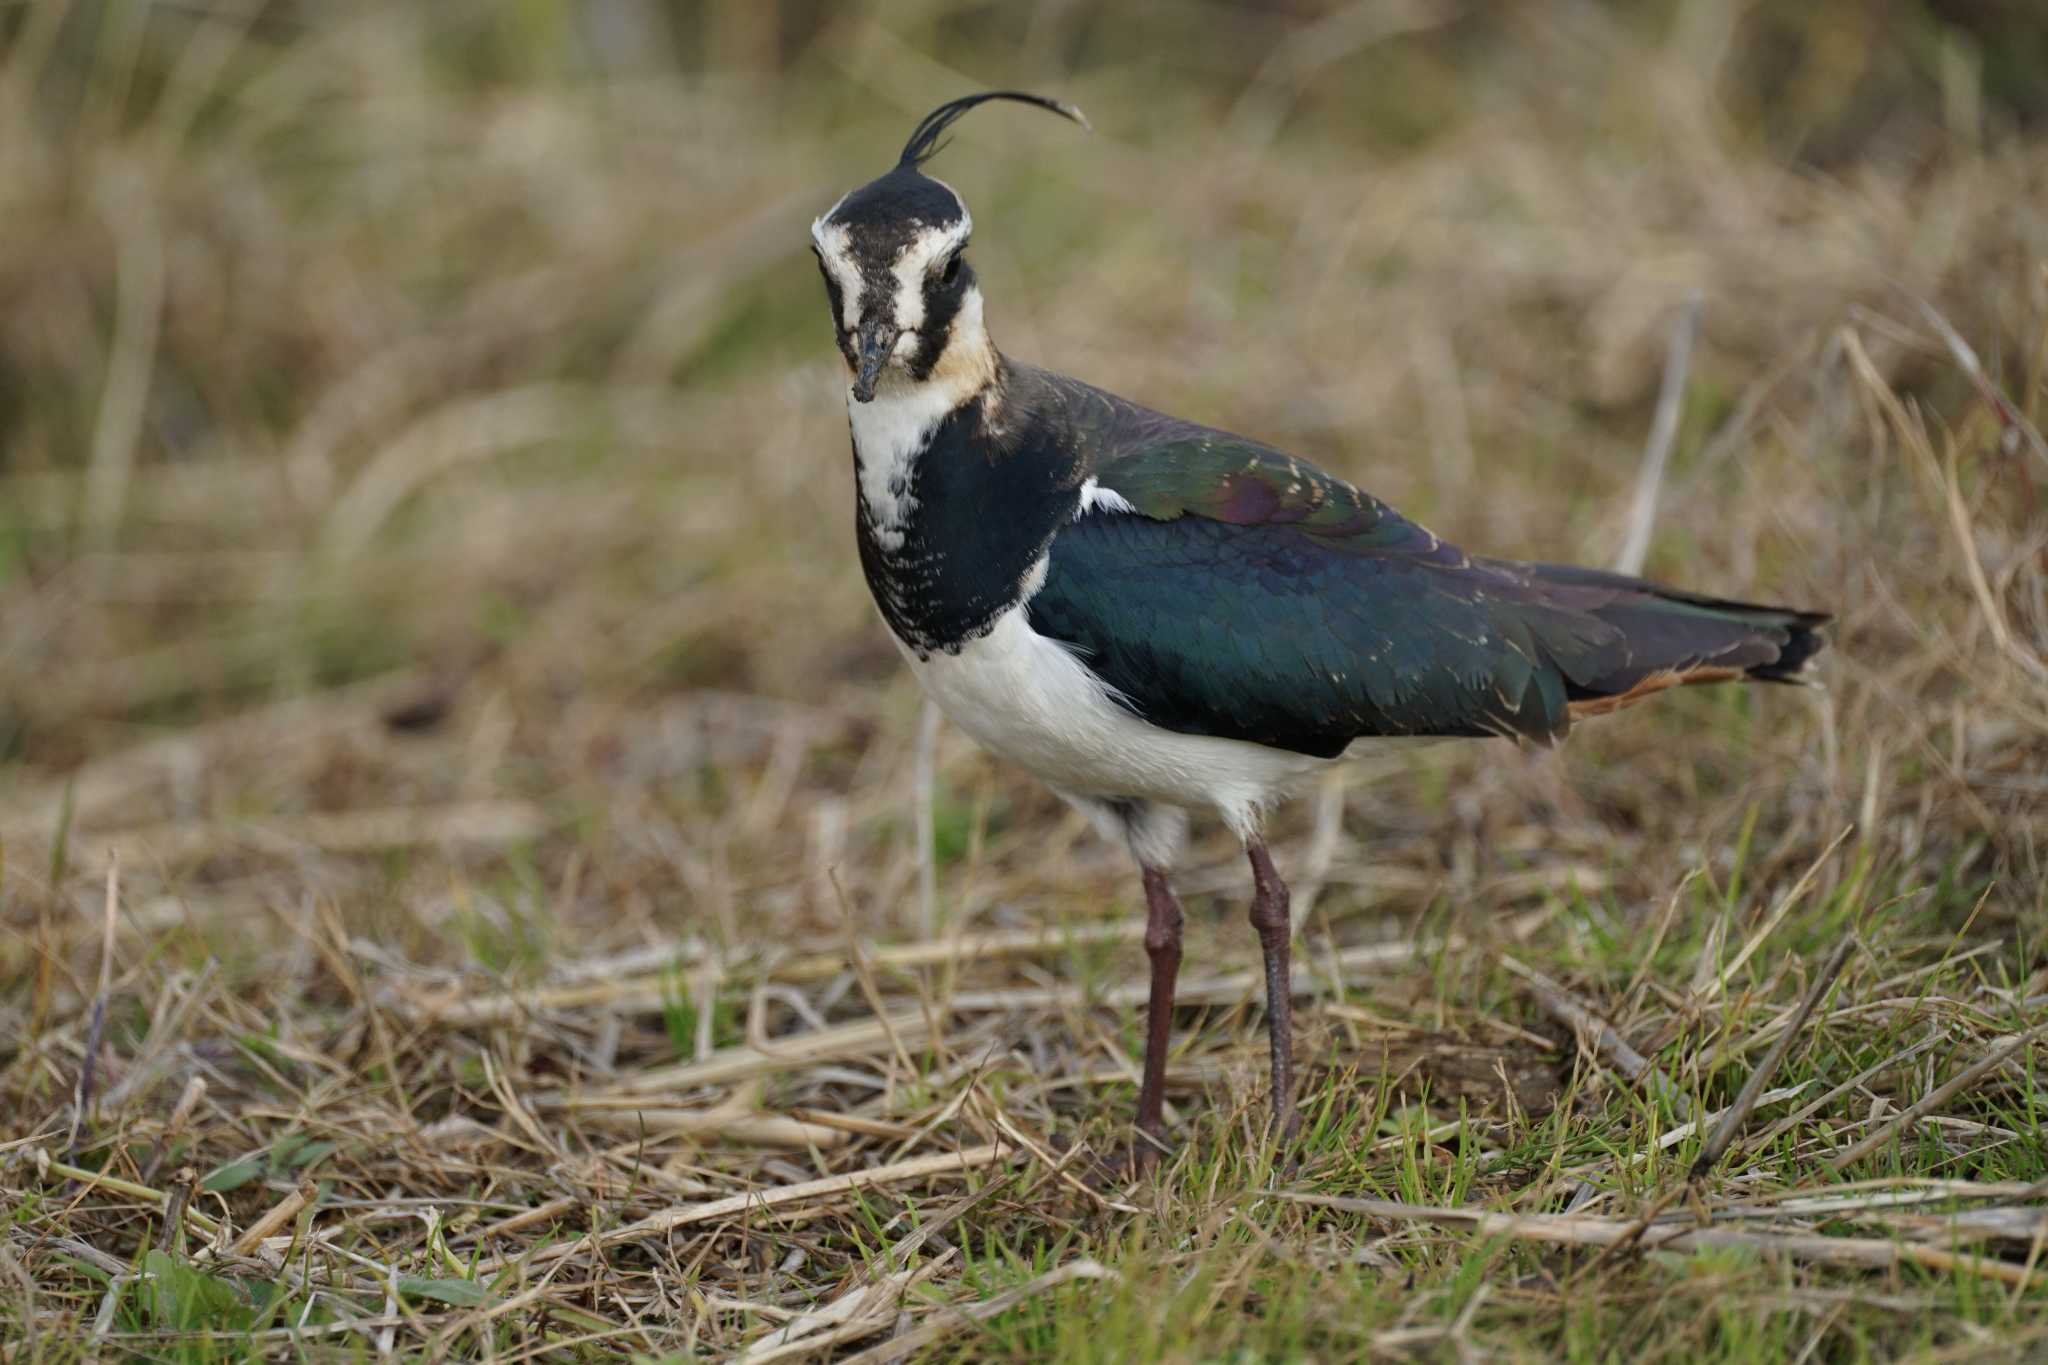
[{"left": 3, "top": 0, "right": 2048, "bottom": 1359}]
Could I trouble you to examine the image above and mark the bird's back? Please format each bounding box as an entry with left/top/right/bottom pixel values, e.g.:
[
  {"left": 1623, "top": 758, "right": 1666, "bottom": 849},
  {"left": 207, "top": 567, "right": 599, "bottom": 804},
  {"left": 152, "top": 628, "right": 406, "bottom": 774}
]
[{"left": 1009, "top": 364, "right": 1827, "bottom": 758}]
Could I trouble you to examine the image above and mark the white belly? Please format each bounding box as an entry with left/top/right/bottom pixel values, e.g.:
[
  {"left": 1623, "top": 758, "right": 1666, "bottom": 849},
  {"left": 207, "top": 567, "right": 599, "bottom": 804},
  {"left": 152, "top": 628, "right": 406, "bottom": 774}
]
[{"left": 902, "top": 605, "right": 1338, "bottom": 839}]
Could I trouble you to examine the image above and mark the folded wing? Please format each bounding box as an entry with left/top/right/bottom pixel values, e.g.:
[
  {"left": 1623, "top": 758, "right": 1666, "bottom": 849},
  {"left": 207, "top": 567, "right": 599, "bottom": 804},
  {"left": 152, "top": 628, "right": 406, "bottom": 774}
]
[{"left": 1023, "top": 401, "right": 1825, "bottom": 759}]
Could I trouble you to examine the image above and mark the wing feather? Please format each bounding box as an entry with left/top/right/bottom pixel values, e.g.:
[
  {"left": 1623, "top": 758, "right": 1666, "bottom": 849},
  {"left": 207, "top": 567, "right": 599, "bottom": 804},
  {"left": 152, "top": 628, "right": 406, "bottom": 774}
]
[{"left": 1012, "top": 366, "right": 1824, "bottom": 758}]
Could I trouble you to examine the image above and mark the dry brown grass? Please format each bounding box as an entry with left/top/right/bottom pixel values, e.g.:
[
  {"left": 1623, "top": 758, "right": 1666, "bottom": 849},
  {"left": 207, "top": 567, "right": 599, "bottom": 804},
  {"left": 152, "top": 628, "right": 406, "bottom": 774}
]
[{"left": 3, "top": 3, "right": 2047, "bottom": 1359}]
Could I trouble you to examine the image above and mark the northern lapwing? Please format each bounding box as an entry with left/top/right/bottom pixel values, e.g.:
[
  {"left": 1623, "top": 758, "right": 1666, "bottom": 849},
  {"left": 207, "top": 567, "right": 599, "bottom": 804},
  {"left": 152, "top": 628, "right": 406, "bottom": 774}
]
[{"left": 810, "top": 91, "right": 1828, "bottom": 1166}]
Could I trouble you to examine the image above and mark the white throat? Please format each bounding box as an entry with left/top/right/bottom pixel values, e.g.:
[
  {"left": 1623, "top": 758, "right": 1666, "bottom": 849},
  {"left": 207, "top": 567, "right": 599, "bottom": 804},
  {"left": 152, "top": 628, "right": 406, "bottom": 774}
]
[{"left": 846, "top": 287, "right": 995, "bottom": 555}]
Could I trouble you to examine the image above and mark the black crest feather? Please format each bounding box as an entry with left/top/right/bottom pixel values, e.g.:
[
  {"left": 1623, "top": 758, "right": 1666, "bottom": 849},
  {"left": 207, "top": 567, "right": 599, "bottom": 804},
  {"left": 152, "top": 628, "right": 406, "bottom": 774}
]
[{"left": 898, "top": 90, "right": 1089, "bottom": 169}]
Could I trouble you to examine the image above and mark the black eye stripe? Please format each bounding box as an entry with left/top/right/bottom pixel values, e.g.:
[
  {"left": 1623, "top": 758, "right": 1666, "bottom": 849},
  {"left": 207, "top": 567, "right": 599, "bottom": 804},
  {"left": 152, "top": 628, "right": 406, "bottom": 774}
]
[{"left": 908, "top": 261, "right": 968, "bottom": 383}]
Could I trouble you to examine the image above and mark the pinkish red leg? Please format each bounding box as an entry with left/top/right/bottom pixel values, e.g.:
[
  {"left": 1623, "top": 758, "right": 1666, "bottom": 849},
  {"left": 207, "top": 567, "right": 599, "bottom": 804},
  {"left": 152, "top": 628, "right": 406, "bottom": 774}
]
[
  {"left": 1134, "top": 866, "right": 1184, "bottom": 1169},
  {"left": 1246, "top": 840, "right": 1299, "bottom": 1140}
]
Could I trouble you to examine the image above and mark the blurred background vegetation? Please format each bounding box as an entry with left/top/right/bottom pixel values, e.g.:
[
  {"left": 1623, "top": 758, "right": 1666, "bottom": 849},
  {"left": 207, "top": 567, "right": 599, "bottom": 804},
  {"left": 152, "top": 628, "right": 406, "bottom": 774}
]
[
  {"left": 1, "top": 0, "right": 2043, "bottom": 767},
  {"left": 2, "top": 3, "right": 2047, "bottom": 1354},
  {"left": 3, "top": 0, "right": 2046, "bottom": 1046},
  {"left": 5, "top": 0, "right": 2047, "bottom": 1015}
]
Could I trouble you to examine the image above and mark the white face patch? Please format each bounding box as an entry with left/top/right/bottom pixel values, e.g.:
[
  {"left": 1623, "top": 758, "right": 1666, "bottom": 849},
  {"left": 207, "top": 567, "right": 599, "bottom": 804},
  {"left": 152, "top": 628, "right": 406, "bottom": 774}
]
[
  {"left": 886, "top": 210, "right": 972, "bottom": 336},
  {"left": 809, "top": 215, "right": 865, "bottom": 333},
  {"left": 809, "top": 173, "right": 972, "bottom": 343},
  {"left": 814, "top": 169, "right": 997, "bottom": 424}
]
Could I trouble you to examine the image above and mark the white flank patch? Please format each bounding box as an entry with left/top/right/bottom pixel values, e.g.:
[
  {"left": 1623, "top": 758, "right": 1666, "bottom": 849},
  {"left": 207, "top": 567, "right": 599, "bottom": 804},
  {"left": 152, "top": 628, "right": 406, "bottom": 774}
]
[
  {"left": 901, "top": 602, "right": 1340, "bottom": 841},
  {"left": 1074, "top": 477, "right": 1137, "bottom": 519},
  {"left": 1059, "top": 794, "right": 1190, "bottom": 871}
]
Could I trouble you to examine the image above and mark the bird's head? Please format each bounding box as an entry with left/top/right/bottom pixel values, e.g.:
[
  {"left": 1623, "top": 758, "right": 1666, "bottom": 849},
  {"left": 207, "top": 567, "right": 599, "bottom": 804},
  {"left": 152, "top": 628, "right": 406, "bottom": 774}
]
[{"left": 811, "top": 91, "right": 1087, "bottom": 404}]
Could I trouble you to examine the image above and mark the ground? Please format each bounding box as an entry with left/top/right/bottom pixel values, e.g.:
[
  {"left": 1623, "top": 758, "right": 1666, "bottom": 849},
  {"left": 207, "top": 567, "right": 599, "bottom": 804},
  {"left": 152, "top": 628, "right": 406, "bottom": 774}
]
[{"left": 2, "top": 3, "right": 2047, "bottom": 1360}]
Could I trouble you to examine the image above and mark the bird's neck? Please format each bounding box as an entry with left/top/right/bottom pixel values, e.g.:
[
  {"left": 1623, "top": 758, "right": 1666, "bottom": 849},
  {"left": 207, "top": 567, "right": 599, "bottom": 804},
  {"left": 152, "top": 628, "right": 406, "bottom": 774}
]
[
  {"left": 843, "top": 302, "right": 1081, "bottom": 657},
  {"left": 846, "top": 363, "right": 996, "bottom": 556},
  {"left": 846, "top": 286, "right": 1008, "bottom": 547}
]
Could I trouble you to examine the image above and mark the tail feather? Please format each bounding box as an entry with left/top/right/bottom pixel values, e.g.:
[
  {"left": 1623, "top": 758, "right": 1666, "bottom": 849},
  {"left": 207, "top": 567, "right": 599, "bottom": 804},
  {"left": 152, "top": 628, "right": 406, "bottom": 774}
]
[{"left": 1506, "top": 561, "right": 1830, "bottom": 724}]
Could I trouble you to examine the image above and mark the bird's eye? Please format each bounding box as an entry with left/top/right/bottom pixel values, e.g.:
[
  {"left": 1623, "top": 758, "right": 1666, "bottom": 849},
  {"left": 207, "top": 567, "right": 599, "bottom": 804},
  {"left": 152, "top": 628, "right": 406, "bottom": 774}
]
[{"left": 940, "top": 252, "right": 963, "bottom": 285}]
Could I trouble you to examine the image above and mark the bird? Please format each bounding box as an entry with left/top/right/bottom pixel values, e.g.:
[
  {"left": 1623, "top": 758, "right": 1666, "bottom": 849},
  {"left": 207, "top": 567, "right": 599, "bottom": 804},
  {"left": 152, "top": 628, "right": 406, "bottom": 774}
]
[{"left": 809, "top": 91, "right": 1828, "bottom": 1168}]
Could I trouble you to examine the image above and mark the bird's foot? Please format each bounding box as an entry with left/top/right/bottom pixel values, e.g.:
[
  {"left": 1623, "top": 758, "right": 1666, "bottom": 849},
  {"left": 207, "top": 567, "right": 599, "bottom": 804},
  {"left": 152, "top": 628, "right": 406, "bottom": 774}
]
[
  {"left": 1265, "top": 1107, "right": 1306, "bottom": 1180},
  {"left": 1046, "top": 1129, "right": 1173, "bottom": 1189},
  {"left": 1130, "top": 1124, "right": 1176, "bottom": 1178}
]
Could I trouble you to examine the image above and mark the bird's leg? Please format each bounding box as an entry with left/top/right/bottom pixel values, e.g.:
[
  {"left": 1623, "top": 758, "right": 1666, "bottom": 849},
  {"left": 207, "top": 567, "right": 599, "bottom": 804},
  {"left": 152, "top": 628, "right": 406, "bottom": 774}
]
[
  {"left": 1245, "top": 840, "right": 1299, "bottom": 1141},
  {"left": 1134, "top": 866, "right": 1185, "bottom": 1170}
]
